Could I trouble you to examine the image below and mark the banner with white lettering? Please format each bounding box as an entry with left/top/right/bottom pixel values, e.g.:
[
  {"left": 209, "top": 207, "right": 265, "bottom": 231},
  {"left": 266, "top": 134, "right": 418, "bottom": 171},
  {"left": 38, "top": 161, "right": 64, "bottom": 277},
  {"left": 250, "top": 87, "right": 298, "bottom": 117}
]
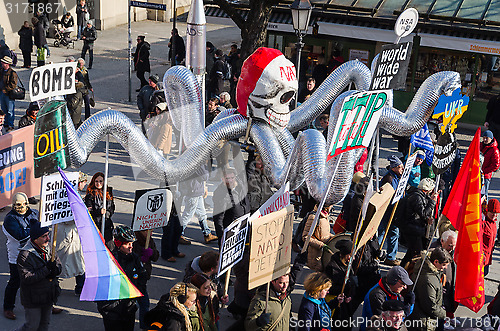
[
  {"left": 29, "top": 62, "right": 77, "bottom": 102},
  {"left": 132, "top": 188, "right": 173, "bottom": 231},
  {"left": 40, "top": 172, "right": 79, "bottom": 226},
  {"left": 327, "top": 90, "right": 389, "bottom": 161},
  {"left": 249, "top": 182, "right": 290, "bottom": 222},
  {"left": 217, "top": 214, "right": 250, "bottom": 278},
  {"left": 370, "top": 42, "right": 412, "bottom": 90},
  {"left": 432, "top": 132, "right": 458, "bottom": 175},
  {"left": 248, "top": 205, "right": 294, "bottom": 290},
  {"left": 392, "top": 153, "right": 417, "bottom": 204}
]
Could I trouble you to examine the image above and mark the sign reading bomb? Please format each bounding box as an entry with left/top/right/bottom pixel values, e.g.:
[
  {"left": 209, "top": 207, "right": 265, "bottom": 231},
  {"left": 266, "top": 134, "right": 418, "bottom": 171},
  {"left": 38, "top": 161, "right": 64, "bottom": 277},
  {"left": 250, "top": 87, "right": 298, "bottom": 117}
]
[
  {"left": 370, "top": 42, "right": 412, "bottom": 90},
  {"left": 29, "top": 62, "right": 77, "bottom": 102},
  {"left": 248, "top": 205, "right": 294, "bottom": 290},
  {"left": 40, "top": 172, "right": 79, "bottom": 226},
  {"left": 132, "top": 188, "right": 173, "bottom": 231},
  {"left": 432, "top": 131, "right": 458, "bottom": 175}
]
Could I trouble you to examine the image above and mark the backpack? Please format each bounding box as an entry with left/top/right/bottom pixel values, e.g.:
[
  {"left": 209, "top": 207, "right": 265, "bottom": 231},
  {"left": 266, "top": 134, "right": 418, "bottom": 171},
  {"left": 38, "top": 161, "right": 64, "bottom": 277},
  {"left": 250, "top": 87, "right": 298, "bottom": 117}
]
[{"left": 222, "top": 61, "right": 232, "bottom": 80}]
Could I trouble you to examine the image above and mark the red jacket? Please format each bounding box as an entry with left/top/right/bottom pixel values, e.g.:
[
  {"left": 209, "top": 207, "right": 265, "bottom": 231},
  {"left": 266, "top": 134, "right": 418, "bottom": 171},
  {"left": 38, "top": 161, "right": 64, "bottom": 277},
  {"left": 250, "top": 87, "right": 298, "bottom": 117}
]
[
  {"left": 482, "top": 215, "right": 497, "bottom": 266},
  {"left": 480, "top": 139, "right": 500, "bottom": 179}
]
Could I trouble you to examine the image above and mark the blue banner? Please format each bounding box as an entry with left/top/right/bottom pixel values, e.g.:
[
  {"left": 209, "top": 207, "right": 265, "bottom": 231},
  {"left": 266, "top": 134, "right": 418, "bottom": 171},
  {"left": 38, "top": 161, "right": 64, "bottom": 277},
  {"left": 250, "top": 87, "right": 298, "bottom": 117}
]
[{"left": 411, "top": 123, "right": 434, "bottom": 165}]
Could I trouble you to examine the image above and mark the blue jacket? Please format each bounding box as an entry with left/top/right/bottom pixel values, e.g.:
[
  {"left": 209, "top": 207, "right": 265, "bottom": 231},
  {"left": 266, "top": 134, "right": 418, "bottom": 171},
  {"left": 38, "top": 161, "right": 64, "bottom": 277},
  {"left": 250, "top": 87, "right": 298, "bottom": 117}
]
[
  {"left": 2, "top": 208, "right": 39, "bottom": 264},
  {"left": 408, "top": 165, "right": 421, "bottom": 188},
  {"left": 381, "top": 169, "right": 401, "bottom": 190},
  {"left": 298, "top": 295, "right": 332, "bottom": 331}
]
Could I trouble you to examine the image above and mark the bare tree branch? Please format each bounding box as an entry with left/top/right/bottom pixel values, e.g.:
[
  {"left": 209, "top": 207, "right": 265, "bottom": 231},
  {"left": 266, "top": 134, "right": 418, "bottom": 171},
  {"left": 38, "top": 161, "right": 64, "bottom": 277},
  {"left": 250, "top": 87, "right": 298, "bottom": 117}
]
[{"left": 212, "top": 0, "right": 247, "bottom": 31}]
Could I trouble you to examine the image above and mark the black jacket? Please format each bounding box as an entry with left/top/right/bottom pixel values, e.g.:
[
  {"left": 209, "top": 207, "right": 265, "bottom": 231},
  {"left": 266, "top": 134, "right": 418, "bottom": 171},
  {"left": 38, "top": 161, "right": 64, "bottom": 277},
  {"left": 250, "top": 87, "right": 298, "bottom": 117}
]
[
  {"left": 137, "top": 85, "right": 164, "bottom": 120},
  {"left": 18, "top": 26, "right": 33, "bottom": 52},
  {"left": 17, "top": 240, "right": 62, "bottom": 308},
  {"left": 403, "top": 186, "right": 436, "bottom": 236},
  {"left": 212, "top": 181, "right": 249, "bottom": 231},
  {"left": 134, "top": 41, "right": 151, "bottom": 72},
  {"left": 33, "top": 22, "right": 46, "bottom": 48},
  {"left": 62, "top": 15, "right": 74, "bottom": 28},
  {"left": 208, "top": 57, "right": 224, "bottom": 95},
  {"left": 84, "top": 189, "right": 115, "bottom": 242},
  {"left": 168, "top": 34, "right": 185, "bottom": 63},
  {"left": 18, "top": 111, "right": 36, "bottom": 128},
  {"left": 145, "top": 294, "right": 187, "bottom": 331},
  {"left": 82, "top": 26, "right": 97, "bottom": 46},
  {"left": 76, "top": 3, "right": 89, "bottom": 26}
]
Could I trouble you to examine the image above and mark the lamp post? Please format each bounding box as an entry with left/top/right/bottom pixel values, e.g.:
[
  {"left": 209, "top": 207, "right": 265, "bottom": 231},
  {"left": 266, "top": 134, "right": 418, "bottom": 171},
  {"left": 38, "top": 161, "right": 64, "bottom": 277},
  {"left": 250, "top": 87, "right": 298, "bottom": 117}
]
[{"left": 291, "top": 0, "right": 313, "bottom": 109}]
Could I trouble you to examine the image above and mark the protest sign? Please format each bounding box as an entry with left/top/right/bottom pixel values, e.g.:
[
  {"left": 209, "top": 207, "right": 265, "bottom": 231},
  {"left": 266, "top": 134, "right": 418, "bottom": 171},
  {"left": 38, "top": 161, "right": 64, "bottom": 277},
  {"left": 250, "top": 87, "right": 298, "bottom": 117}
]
[
  {"left": 249, "top": 182, "right": 290, "bottom": 222},
  {"left": 394, "top": 8, "right": 419, "bottom": 38},
  {"left": 40, "top": 172, "right": 79, "bottom": 226},
  {"left": 432, "top": 88, "right": 469, "bottom": 134},
  {"left": 34, "top": 101, "right": 71, "bottom": 178},
  {"left": 432, "top": 131, "right": 458, "bottom": 175},
  {"left": 29, "top": 62, "right": 77, "bottom": 102},
  {"left": 217, "top": 214, "right": 250, "bottom": 278},
  {"left": 356, "top": 183, "right": 394, "bottom": 251},
  {"left": 327, "top": 90, "right": 389, "bottom": 161},
  {"left": 370, "top": 42, "right": 412, "bottom": 90},
  {"left": 0, "top": 126, "right": 41, "bottom": 208},
  {"left": 392, "top": 153, "right": 417, "bottom": 204},
  {"left": 248, "top": 205, "right": 294, "bottom": 290},
  {"left": 132, "top": 188, "right": 173, "bottom": 231}
]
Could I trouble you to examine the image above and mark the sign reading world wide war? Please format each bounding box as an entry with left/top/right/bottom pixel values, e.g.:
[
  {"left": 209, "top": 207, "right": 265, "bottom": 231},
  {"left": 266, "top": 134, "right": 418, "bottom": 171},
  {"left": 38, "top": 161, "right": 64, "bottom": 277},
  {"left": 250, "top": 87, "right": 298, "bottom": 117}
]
[
  {"left": 248, "top": 205, "right": 294, "bottom": 290},
  {"left": 34, "top": 101, "right": 71, "bottom": 178},
  {"left": 132, "top": 188, "right": 173, "bottom": 231},
  {"left": 370, "top": 42, "right": 413, "bottom": 90},
  {"left": 40, "top": 172, "right": 79, "bottom": 226}
]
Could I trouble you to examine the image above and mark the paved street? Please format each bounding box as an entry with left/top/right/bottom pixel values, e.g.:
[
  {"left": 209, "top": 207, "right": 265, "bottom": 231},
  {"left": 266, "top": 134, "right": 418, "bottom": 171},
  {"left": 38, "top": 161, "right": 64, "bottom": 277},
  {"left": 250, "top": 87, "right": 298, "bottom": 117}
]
[{"left": 0, "top": 19, "right": 499, "bottom": 330}]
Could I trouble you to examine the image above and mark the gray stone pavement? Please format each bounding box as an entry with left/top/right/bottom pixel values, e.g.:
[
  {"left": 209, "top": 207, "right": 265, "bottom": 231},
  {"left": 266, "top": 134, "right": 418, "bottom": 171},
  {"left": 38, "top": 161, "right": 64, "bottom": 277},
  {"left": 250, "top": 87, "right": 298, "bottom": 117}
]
[{"left": 1, "top": 19, "right": 500, "bottom": 330}]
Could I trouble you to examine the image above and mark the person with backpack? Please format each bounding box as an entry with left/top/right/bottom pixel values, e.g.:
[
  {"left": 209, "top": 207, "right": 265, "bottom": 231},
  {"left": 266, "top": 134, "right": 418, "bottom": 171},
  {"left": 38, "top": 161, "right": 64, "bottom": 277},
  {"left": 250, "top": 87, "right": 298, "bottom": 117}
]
[{"left": 208, "top": 49, "right": 225, "bottom": 99}]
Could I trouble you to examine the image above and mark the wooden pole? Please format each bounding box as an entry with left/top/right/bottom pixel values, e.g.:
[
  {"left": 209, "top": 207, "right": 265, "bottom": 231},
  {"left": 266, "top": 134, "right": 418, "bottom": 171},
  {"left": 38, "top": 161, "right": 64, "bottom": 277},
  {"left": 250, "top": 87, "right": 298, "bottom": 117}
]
[
  {"left": 224, "top": 267, "right": 231, "bottom": 296},
  {"left": 265, "top": 282, "right": 270, "bottom": 313},
  {"left": 379, "top": 200, "right": 399, "bottom": 251},
  {"left": 50, "top": 223, "right": 58, "bottom": 262},
  {"left": 144, "top": 229, "right": 152, "bottom": 249}
]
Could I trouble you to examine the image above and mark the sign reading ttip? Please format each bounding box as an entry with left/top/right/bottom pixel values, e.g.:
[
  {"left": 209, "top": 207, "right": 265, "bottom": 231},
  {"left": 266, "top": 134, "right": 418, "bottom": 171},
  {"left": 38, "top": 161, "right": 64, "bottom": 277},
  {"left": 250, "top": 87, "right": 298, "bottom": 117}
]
[
  {"left": 34, "top": 101, "right": 71, "bottom": 178},
  {"left": 327, "top": 90, "right": 389, "bottom": 161}
]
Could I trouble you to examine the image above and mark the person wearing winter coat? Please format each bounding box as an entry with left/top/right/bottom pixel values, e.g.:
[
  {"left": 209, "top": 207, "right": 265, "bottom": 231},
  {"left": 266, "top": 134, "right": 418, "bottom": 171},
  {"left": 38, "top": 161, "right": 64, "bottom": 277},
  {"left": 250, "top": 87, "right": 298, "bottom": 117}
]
[
  {"left": 245, "top": 274, "right": 292, "bottom": 331},
  {"left": 2, "top": 193, "right": 39, "bottom": 320},
  {"left": 18, "top": 102, "right": 38, "bottom": 128},
  {"left": 145, "top": 282, "right": 198, "bottom": 331},
  {"left": 347, "top": 174, "right": 369, "bottom": 232},
  {"left": 81, "top": 20, "right": 96, "bottom": 69},
  {"left": 31, "top": 17, "right": 47, "bottom": 52},
  {"left": 483, "top": 199, "right": 500, "bottom": 275},
  {"left": 480, "top": 130, "right": 500, "bottom": 199},
  {"left": 16, "top": 222, "right": 62, "bottom": 330},
  {"left": 133, "top": 35, "right": 151, "bottom": 89},
  {"left": 84, "top": 172, "right": 115, "bottom": 249},
  {"left": 18, "top": 21, "right": 33, "bottom": 68},
  {"left": 207, "top": 49, "right": 225, "bottom": 99},
  {"left": 302, "top": 204, "right": 335, "bottom": 271},
  {"left": 97, "top": 226, "right": 148, "bottom": 331},
  {"left": 76, "top": 0, "right": 89, "bottom": 39},
  {"left": 366, "top": 300, "right": 408, "bottom": 331},
  {"left": 407, "top": 247, "right": 451, "bottom": 331},
  {"left": 408, "top": 150, "right": 426, "bottom": 188},
  {"left": 137, "top": 74, "right": 164, "bottom": 133},
  {"left": 0, "top": 56, "right": 18, "bottom": 131},
  {"left": 400, "top": 178, "right": 438, "bottom": 269},
  {"left": 190, "top": 273, "right": 220, "bottom": 331},
  {"left": 168, "top": 28, "right": 185, "bottom": 65}
]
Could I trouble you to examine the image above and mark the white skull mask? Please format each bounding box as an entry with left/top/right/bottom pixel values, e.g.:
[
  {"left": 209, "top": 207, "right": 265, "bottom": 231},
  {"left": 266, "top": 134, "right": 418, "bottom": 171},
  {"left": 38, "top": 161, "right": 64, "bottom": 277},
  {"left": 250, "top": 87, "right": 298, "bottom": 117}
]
[
  {"left": 13, "top": 193, "right": 28, "bottom": 215},
  {"left": 247, "top": 56, "right": 298, "bottom": 130}
]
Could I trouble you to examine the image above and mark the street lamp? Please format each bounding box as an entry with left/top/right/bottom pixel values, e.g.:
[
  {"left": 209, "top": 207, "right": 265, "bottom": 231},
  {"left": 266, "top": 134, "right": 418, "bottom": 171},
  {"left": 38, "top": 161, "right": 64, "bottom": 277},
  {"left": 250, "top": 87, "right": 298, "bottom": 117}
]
[{"left": 290, "top": 0, "right": 313, "bottom": 108}]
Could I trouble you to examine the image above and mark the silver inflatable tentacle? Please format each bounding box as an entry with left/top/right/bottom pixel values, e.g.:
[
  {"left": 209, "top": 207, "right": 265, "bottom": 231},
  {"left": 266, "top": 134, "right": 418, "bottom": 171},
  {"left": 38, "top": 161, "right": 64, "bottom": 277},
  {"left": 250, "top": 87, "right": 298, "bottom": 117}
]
[
  {"left": 163, "top": 66, "right": 204, "bottom": 147},
  {"left": 370, "top": 53, "right": 379, "bottom": 78},
  {"left": 66, "top": 104, "right": 248, "bottom": 182},
  {"left": 213, "top": 108, "right": 237, "bottom": 122},
  {"left": 287, "top": 60, "right": 372, "bottom": 133},
  {"left": 275, "top": 128, "right": 295, "bottom": 159},
  {"left": 249, "top": 121, "right": 286, "bottom": 183},
  {"left": 379, "top": 71, "right": 461, "bottom": 136}
]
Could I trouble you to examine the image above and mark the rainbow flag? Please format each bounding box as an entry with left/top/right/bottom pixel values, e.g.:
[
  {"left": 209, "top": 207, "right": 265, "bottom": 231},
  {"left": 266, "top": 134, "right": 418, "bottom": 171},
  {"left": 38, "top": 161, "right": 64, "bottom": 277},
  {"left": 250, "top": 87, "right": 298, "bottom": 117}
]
[{"left": 58, "top": 168, "right": 143, "bottom": 301}]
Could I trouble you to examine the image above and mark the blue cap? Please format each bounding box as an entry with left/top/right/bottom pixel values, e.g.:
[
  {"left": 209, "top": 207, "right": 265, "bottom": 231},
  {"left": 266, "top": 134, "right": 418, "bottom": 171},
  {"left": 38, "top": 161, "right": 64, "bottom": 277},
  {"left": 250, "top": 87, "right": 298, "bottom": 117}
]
[{"left": 483, "top": 130, "right": 494, "bottom": 139}]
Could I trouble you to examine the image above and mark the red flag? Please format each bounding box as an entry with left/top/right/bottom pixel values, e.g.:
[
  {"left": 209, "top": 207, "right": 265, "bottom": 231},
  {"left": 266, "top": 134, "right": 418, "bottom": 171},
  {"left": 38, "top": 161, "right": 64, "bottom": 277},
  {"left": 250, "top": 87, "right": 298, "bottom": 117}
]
[{"left": 442, "top": 128, "right": 484, "bottom": 312}]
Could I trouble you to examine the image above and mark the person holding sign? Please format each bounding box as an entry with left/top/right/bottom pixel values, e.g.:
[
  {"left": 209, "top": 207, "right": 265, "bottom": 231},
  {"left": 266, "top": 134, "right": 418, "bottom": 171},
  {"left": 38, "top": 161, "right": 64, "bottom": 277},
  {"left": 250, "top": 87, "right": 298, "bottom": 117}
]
[
  {"left": 244, "top": 274, "right": 291, "bottom": 331},
  {"left": 2, "top": 192, "right": 39, "bottom": 321},
  {"left": 302, "top": 204, "right": 335, "bottom": 272},
  {"left": 399, "top": 178, "right": 438, "bottom": 269},
  {"left": 84, "top": 172, "right": 115, "bottom": 249}
]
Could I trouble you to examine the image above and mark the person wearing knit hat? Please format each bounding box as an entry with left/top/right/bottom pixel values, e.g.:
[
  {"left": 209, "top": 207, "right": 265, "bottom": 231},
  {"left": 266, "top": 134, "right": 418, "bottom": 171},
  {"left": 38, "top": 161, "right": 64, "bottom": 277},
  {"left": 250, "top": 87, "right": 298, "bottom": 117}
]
[
  {"left": 483, "top": 199, "right": 500, "bottom": 275},
  {"left": 0, "top": 54, "right": 19, "bottom": 131},
  {"left": 408, "top": 150, "right": 426, "bottom": 188},
  {"left": 480, "top": 130, "right": 500, "bottom": 200},
  {"left": 16, "top": 220, "right": 62, "bottom": 330},
  {"left": 377, "top": 155, "right": 404, "bottom": 266}
]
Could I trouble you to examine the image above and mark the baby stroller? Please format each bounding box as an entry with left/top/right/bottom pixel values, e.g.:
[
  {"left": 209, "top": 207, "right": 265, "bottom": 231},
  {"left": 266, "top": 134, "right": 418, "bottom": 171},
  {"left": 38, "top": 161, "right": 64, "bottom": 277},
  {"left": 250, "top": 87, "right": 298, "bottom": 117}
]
[{"left": 51, "top": 19, "right": 75, "bottom": 48}]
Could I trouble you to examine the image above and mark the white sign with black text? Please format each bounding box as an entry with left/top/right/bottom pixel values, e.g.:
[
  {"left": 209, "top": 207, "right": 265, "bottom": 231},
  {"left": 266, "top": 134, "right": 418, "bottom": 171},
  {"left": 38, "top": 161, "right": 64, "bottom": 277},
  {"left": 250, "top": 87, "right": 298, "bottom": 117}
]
[
  {"left": 392, "top": 153, "right": 417, "bottom": 204},
  {"left": 217, "top": 214, "right": 250, "bottom": 278},
  {"left": 132, "top": 188, "right": 173, "bottom": 231},
  {"left": 29, "top": 62, "right": 77, "bottom": 102},
  {"left": 40, "top": 171, "right": 79, "bottom": 226},
  {"left": 249, "top": 182, "right": 290, "bottom": 222}
]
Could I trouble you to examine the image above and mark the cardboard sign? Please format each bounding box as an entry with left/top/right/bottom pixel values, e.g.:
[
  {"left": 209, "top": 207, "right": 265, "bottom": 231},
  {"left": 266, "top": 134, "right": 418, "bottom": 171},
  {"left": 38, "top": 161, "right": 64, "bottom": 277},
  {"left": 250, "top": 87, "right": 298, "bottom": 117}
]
[
  {"left": 249, "top": 182, "right": 290, "bottom": 222},
  {"left": 370, "top": 42, "right": 412, "bottom": 90},
  {"left": 34, "top": 101, "right": 71, "bottom": 178},
  {"left": 132, "top": 188, "right": 173, "bottom": 231},
  {"left": 248, "top": 205, "right": 294, "bottom": 290},
  {"left": 0, "top": 126, "right": 41, "bottom": 208},
  {"left": 40, "top": 172, "right": 79, "bottom": 226},
  {"left": 29, "top": 62, "right": 77, "bottom": 102},
  {"left": 327, "top": 90, "right": 389, "bottom": 160},
  {"left": 356, "top": 183, "right": 395, "bottom": 252},
  {"left": 217, "top": 214, "right": 250, "bottom": 277},
  {"left": 432, "top": 88, "right": 469, "bottom": 134},
  {"left": 432, "top": 132, "right": 458, "bottom": 175},
  {"left": 392, "top": 153, "right": 417, "bottom": 204}
]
